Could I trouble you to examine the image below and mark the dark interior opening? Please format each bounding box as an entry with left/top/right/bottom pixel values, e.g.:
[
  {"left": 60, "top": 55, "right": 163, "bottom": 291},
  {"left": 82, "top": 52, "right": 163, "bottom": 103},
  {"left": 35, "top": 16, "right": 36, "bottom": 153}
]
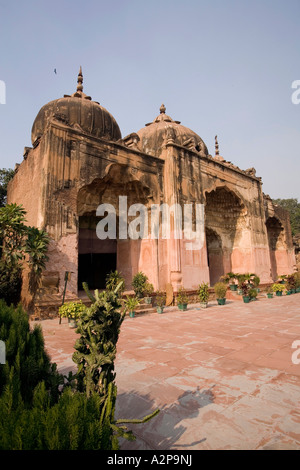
[
  {"left": 78, "top": 215, "right": 117, "bottom": 291},
  {"left": 78, "top": 252, "right": 117, "bottom": 290}
]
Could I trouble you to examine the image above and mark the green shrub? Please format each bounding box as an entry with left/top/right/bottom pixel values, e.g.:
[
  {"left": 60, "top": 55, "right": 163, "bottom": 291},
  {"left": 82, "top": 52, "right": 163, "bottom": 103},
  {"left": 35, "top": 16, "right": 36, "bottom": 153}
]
[
  {"left": 156, "top": 290, "right": 166, "bottom": 307},
  {"left": 198, "top": 282, "right": 209, "bottom": 303},
  {"left": 0, "top": 300, "right": 62, "bottom": 405},
  {"left": 105, "top": 270, "right": 125, "bottom": 297},
  {"left": 214, "top": 282, "right": 227, "bottom": 299},
  {"left": 58, "top": 300, "right": 86, "bottom": 320},
  {"left": 0, "top": 289, "right": 159, "bottom": 450},
  {"left": 249, "top": 288, "right": 258, "bottom": 299},
  {"left": 143, "top": 282, "right": 154, "bottom": 297},
  {"left": 286, "top": 274, "right": 296, "bottom": 291},
  {"left": 177, "top": 286, "right": 189, "bottom": 305},
  {"left": 0, "top": 260, "right": 22, "bottom": 306},
  {"left": 132, "top": 272, "right": 148, "bottom": 298},
  {"left": 124, "top": 295, "right": 140, "bottom": 313},
  {"left": 271, "top": 283, "right": 285, "bottom": 293}
]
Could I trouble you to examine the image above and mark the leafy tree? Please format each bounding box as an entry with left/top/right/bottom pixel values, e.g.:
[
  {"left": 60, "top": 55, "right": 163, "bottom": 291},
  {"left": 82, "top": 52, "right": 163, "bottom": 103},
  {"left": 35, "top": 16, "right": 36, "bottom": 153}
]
[
  {"left": 272, "top": 198, "right": 300, "bottom": 236},
  {"left": 0, "top": 168, "right": 14, "bottom": 208},
  {"left": 0, "top": 203, "right": 50, "bottom": 305}
]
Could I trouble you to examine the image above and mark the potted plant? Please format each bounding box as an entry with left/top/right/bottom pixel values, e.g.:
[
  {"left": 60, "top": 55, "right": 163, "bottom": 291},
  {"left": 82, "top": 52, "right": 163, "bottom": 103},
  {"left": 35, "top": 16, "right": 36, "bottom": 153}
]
[
  {"left": 143, "top": 282, "right": 154, "bottom": 304},
  {"left": 198, "top": 282, "right": 209, "bottom": 308},
  {"left": 252, "top": 275, "right": 260, "bottom": 293},
  {"left": 132, "top": 271, "right": 148, "bottom": 299},
  {"left": 124, "top": 295, "right": 140, "bottom": 318},
  {"left": 266, "top": 286, "right": 273, "bottom": 298},
  {"left": 277, "top": 274, "right": 287, "bottom": 284},
  {"left": 249, "top": 288, "right": 258, "bottom": 301},
  {"left": 237, "top": 274, "right": 246, "bottom": 295},
  {"left": 105, "top": 270, "right": 125, "bottom": 297},
  {"left": 214, "top": 282, "right": 227, "bottom": 305},
  {"left": 295, "top": 272, "right": 300, "bottom": 293},
  {"left": 271, "top": 283, "right": 285, "bottom": 296},
  {"left": 177, "top": 286, "right": 189, "bottom": 311},
  {"left": 286, "top": 274, "right": 296, "bottom": 294},
  {"left": 221, "top": 272, "right": 238, "bottom": 291},
  {"left": 236, "top": 273, "right": 260, "bottom": 302},
  {"left": 58, "top": 300, "right": 86, "bottom": 328},
  {"left": 156, "top": 290, "right": 166, "bottom": 313},
  {"left": 241, "top": 282, "right": 251, "bottom": 303}
]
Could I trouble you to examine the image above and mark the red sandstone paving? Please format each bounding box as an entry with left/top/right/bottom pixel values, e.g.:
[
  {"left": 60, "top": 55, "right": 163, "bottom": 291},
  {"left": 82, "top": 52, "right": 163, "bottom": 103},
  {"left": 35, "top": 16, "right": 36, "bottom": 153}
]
[{"left": 31, "top": 295, "right": 300, "bottom": 450}]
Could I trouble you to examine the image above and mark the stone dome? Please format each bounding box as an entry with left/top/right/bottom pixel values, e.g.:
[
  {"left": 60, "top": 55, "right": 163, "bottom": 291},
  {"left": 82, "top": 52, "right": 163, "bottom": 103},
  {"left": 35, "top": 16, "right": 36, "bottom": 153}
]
[
  {"left": 136, "top": 104, "right": 208, "bottom": 156},
  {"left": 31, "top": 67, "right": 121, "bottom": 145}
]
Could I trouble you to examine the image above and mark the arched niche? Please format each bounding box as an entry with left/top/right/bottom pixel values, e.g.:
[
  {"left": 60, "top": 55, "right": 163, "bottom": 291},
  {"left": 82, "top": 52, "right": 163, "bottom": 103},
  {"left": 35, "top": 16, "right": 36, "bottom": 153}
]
[
  {"left": 76, "top": 164, "right": 154, "bottom": 291},
  {"left": 204, "top": 186, "right": 247, "bottom": 285}
]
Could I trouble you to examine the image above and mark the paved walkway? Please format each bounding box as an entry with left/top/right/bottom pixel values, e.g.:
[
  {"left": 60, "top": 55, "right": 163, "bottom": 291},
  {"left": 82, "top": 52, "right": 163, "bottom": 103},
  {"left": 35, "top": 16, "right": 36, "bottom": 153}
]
[{"left": 32, "top": 294, "right": 300, "bottom": 450}]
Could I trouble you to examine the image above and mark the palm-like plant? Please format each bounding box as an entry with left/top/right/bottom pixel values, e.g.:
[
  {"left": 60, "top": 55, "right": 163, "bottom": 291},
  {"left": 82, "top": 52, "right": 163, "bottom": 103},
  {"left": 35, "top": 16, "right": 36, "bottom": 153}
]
[{"left": 106, "top": 270, "right": 125, "bottom": 297}]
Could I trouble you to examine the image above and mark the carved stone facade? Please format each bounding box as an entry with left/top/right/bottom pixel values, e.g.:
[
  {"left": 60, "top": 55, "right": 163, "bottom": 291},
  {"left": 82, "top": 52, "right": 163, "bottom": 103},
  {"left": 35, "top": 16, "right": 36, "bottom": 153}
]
[{"left": 7, "top": 69, "right": 296, "bottom": 316}]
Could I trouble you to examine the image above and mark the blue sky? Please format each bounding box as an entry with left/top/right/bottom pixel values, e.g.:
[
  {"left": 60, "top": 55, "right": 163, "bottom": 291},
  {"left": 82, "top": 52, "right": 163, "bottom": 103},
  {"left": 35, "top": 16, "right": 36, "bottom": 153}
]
[{"left": 0, "top": 0, "right": 299, "bottom": 199}]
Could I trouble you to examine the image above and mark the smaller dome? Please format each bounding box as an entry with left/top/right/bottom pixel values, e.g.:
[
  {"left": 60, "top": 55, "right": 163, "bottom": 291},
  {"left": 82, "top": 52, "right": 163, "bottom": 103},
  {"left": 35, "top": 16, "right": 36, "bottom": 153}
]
[
  {"left": 136, "top": 104, "right": 208, "bottom": 156},
  {"left": 31, "top": 67, "right": 121, "bottom": 145}
]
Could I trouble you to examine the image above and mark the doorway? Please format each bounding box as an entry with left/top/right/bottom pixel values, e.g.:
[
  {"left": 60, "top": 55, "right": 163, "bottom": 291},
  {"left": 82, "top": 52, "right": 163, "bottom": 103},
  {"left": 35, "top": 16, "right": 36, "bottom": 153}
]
[{"left": 78, "top": 215, "right": 117, "bottom": 290}]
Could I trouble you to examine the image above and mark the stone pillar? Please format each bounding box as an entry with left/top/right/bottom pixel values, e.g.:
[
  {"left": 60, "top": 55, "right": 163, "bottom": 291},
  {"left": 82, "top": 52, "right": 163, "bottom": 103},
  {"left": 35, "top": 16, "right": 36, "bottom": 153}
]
[{"left": 162, "top": 143, "right": 182, "bottom": 292}]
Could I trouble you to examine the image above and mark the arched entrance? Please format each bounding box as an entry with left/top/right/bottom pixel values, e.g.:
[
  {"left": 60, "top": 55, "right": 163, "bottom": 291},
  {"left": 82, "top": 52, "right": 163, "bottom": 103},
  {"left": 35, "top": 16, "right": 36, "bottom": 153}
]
[
  {"left": 205, "top": 187, "right": 247, "bottom": 286},
  {"left": 266, "top": 216, "right": 285, "bottom": 281},
  {"left": 78, "top": 215, "right": 117, "bottom": 290},
  {"left": 76, "top": 164, "right": 153, "bottom": 292},
  {"left": 205, "top": 228, "right": 224, "bottom": 286}
]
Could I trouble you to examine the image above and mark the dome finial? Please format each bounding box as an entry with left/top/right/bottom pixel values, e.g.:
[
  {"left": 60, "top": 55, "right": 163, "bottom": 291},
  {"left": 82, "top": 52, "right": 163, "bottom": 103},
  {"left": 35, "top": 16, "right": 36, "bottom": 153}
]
[
  {"left": 215, "top": 135, "right": 219, "bottom": 156},
  {"left": 160, "top": 103, "right": 166, "bottom": 114},
  {"left": 77, "top": 66, "right": 83, "bottom": 93}
]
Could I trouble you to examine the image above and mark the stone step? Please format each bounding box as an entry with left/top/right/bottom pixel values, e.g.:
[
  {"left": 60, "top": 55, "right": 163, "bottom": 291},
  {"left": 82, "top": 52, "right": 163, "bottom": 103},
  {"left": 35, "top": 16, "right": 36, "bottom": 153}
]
[{"left": 126, "top": 306, "right": 157, "bottom": 317}]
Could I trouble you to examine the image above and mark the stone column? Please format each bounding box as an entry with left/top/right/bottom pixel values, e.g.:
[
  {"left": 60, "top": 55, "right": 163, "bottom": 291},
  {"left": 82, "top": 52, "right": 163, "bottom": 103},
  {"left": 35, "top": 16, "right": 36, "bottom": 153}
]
[{"left": 162, "top": 141, "right": 183, "bottom": 292}]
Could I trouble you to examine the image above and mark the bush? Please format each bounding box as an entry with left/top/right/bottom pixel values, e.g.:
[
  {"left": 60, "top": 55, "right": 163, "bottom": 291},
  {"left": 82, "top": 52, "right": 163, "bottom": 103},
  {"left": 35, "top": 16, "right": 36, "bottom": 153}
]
[
  {"left": 177, "top": 286, "right": 189, "bottom": 305},
  {"left": 58, "top": 300, "right": 86, "bottom": 320},
  {"left": 0, "top": 384, "right": 113, "bottom": 450},
  {"left": 132, "top": 272, "right": 148, "bottom": 298},
  {"left": 220, "top": 272, "right": 238, "bottom": 285},
  {"left": 156, "top": 290, "right": 166, "bottom": 307},
  {"left": 105, "top": 270, "right": 125, "bottom": 297},
  {"left": 249, "top": 288, "right": 258, "bottom": 300},
  {"left": 0, "top": 294, "right": 159, "bottom": 450},
  {"left": 271, "top": 283, "right": 285, "bottom": 293},
  {"left": 0, "top": 260, "right": 22, "bottom": 306},
  {"left": 198, "top": 282, "right": 209, "bottom": 303},
  {"left": 0, "top": 300, "right": 63, "bottom": 406},
  {"left": 214, "top": 282, "right": 227, "bottom": 299},
  {"left": 124, "top": 295, "right": 140, "bottom": 313},
  {"left": 286, "top": 274, "right": 296, "bottom": 291},
  {"left": 143, "top": 282, "right": 154, "bottom": 297}
]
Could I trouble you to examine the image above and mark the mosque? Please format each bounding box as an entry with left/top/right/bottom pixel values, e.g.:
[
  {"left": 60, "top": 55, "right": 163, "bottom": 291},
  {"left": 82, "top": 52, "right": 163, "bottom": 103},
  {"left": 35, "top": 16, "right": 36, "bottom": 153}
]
[{"left": 7, "top": 68, "right": 296, "bottom": 316}]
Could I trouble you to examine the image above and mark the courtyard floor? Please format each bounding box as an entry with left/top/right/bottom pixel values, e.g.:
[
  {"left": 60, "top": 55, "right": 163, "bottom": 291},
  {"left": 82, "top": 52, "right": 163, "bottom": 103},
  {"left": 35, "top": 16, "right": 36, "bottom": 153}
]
[{"left": 32, "top": 294, "right": 300, "bottom": 450}]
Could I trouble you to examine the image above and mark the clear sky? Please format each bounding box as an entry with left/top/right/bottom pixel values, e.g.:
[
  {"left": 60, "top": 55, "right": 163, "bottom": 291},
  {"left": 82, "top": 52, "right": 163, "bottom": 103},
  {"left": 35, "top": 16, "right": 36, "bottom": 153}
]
[{"left": 0, "top": 0, "right": 299, "bottom": 199}]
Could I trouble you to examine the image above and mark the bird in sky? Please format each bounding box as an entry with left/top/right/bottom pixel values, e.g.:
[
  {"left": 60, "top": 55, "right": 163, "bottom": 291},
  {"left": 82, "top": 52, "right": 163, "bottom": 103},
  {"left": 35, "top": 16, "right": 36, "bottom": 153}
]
[{"left": 54, "top": 68, "right": 57, "bottom": 74}]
